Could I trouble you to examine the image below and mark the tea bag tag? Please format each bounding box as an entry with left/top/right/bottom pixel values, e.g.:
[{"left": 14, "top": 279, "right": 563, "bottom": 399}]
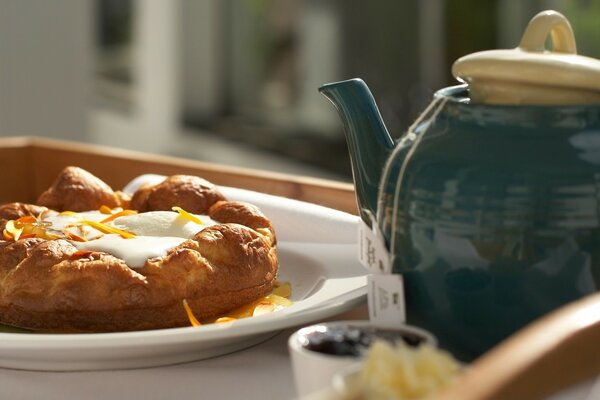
[
  {"left": 357, "top": 216, "right": 406, "bottom": 324},
  {"left": 358, "top": 217, "right": 391, "bottom": 274},
  {"left": 368, "top": 274, "right": 406, "bottom": 325}
]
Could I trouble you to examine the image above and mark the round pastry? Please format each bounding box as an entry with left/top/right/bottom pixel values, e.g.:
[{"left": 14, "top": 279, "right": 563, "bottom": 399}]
[
  {"left": 0, "top": 167, "right": 278, "bottom": 332},
  {"left": 37, "top": 166, "right": 128, "bottom": 212},
  {"left": 130, "top": 174, "right": 226, "bottom": 214}
]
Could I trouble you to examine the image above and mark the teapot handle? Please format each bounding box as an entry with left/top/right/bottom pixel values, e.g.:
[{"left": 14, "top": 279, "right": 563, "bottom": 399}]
[{"left": 519, "top": 10, "right": 577, "bottom": 54}]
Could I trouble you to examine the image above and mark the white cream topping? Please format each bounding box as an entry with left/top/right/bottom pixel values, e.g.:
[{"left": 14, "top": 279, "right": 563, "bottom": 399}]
[
  {"left": 42, "top": 210, "right": 105, "bottom": 226},
  {"left": 111, "top": 211, "right": 216, "bottom": 237},
  {"left": 43, "top": 210, "right": 216, "bottom": 269},
  {"left": 73, "top": 234, "right": 188, "bottom": 268},
  {"left": 42, "top": 210, "right": 108, "bottom": 240}
]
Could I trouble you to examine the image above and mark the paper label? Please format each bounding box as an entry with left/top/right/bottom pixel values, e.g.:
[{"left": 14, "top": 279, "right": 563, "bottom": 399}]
[
  {"left": 368, "top": 274, "right": 406, "bottom": 326},
  {"left": 358, "top": 219, "right": 391, "bottom": 274}
]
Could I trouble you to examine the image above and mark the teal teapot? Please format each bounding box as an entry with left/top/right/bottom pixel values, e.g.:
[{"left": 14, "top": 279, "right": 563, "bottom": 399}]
[{"left": 319, "top": 10, "right": 600, "bottom": 360}]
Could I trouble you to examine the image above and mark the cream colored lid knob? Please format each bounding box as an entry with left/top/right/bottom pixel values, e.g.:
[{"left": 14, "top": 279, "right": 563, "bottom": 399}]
[
  {"left": 452, "top": 10, "right": 600, "bottom": 105},
  {"left": 518, "top": 10, "right": 576, "bottom": 54}
]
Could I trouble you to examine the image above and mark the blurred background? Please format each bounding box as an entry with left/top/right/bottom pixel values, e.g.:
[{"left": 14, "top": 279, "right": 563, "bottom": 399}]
[{"left": 0, "top": 0, "right": 599, "bottom": 181}]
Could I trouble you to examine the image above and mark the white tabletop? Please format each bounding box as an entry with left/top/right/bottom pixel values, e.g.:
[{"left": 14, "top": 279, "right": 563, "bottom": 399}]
[{"left": 0, "top": 306, "right": 369, "bottom": 400}]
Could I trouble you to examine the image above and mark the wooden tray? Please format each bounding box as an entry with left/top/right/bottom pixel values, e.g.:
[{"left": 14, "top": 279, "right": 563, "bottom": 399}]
[
  {"left": 3, "top": 138, "right": 600, "bottom": 397},
  {"left": 0, "top": 137, "right": 357, "bottom": 214}
]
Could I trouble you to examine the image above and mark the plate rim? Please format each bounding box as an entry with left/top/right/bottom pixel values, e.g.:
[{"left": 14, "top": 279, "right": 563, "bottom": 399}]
[{"left": 0, "top": 287, "right": 367, "bottom": 350}]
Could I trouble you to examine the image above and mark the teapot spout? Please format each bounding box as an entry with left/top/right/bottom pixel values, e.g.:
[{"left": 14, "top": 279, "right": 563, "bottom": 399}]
[{"left": 319, "top": 78, "right": 394, "bottom": 225}]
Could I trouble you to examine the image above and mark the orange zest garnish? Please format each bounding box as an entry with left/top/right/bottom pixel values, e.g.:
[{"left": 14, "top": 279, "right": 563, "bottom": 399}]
[
  {"left": 256, "top": 227, "right": 272, "bottom": 236},
  {"left": 3, "top": 208, "right": 139, "bottom": 242},
  {"left": 74, "top": 220, "right": 136, "bottom": 239},
  {"left": 59, "top": 211, "right": 80, "bottom": 218},
  {"left": 3, "top": 215, "right": 62, "bottom": 241},
  {"left": 181, "top": 281, "right": 293, "bottom": 327},
  {"left": 183, "top": 299, "right": 201, "bottom": 327},
  {"left": 265, "top": 293, "right": 293, "bottom": 307},
  {"left": 4, "top": 220, "right": 24, "bottom": 240},
  {"left": 16, "top": 216, "right": 37, "bottom": 224},
  {"left": 99, "top": 205, "right": 114, "bottom": 214},
  {"left": 172, "top": 207, "right": 203, "bottom": 224},
  {"left": 272, "top": 281, "right": 292, "bottom": 298},
  {"left": 252, "top": 301, "right": 276, "bottom": 316},
  {"left": 65, "top": 231, "right": 87, "bottom": 242},
  {"left": 215, "top": 317, "right": 236, "bottom": 324},
  {"left": 100, "top": 209, "right": 137, "bottom": 224},
  {"left": 71, "top": 250, "right": 94, "bottom": 259}
]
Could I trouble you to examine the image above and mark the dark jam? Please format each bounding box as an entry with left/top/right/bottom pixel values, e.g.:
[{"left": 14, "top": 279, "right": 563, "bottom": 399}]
[{"left": 302, "top": 325, "right": 427, "bottom": 357}]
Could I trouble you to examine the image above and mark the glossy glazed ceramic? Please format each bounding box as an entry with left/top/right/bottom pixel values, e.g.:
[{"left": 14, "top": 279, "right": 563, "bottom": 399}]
[{"left": 320, "top": 80, "right": 600, "bottom": 360}]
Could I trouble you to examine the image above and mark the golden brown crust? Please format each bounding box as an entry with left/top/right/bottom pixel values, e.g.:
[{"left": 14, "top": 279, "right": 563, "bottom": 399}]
[
  {"left": 0, "top": 169, "right": 278, "bottom": 332},
  {"left": 37, "top": 166, "right": 125, "bottom": 211},
  {"left": 208, "top": 201, "right": 276, "bottom": 245},
  {"left": 0, "top": 203, "right": 48, "bottom": 221},
  {"left": 0, "top": 238, "right": 46, "bottom": 281},
  {"left": 130, "top": 175, "right": 226, "bottom": 214},
  {"left": 129, "top": 184, "right": 153, "bottom": 211}
]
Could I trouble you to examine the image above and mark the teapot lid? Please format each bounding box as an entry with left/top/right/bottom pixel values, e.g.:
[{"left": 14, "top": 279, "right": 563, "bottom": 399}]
[{"left": 452, "top": 10, "right": 600, "bottom": 105}]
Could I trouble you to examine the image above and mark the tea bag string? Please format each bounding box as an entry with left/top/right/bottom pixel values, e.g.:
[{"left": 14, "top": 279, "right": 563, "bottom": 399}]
[
  {"left": 386, "top": 96, "right": 448, "bottom": 260},
  {"left": 376, "top": 96, "right": 448, "bottom": 228}
]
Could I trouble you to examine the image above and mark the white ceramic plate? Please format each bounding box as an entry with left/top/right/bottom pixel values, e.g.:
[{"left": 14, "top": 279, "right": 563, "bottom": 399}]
[
  {"left": 0, "top": 242, "right": 366, "bottom": 371},
  {"left": 0, "top": 182, "right": 367, "bottom": 371}
]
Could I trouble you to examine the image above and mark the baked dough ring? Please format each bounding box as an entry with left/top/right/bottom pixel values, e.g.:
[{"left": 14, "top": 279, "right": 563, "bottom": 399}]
[
  {"left": 37, "top": 166, "right": 128, "bottom": 212},
  {"left": 131, "top": 175, "right": 226, "bottom": 214},
  {"left": 0, "top": 168, "right": 278, "bottom": 332}
]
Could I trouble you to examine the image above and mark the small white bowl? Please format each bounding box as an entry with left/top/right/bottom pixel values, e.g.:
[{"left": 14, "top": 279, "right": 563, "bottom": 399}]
[
  {"left": 288, "top": 320, "right": 436, "bottom": 398},
  {"left": 331, "top": 362, "right": 363, "bottom": 397}
]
